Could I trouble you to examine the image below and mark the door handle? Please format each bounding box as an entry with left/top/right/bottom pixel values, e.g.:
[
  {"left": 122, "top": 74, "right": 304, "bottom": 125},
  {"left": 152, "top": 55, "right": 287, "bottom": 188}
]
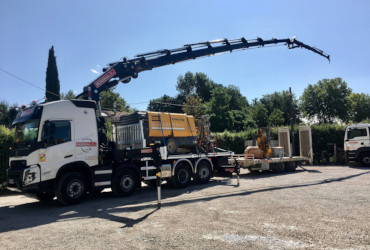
[{"left": 64, "top": 154, "right": 73, "bottom": 159}]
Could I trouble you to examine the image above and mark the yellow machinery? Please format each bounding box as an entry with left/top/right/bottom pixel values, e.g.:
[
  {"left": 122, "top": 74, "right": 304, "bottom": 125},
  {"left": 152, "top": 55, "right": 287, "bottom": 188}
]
[{"left": 256, "top": 128, "right": 274, "bottom": 158}]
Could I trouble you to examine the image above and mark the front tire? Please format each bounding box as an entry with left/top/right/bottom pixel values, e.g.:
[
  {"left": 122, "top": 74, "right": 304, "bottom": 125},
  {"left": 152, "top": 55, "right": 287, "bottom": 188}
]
[
  {"left": 56, "top": 172, "right": 87, "bottom": 206},
  {"left": 361, "top": 154, "right": 370, "bottom": 166},
  {"left": 112, "top": 169, "right": 138, "bottom": 197}
]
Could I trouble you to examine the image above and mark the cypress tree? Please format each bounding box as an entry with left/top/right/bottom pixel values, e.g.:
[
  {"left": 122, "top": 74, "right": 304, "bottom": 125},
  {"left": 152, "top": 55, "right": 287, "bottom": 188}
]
[{"left": 45, "top": 46, "right": 60, "bottom": 101}]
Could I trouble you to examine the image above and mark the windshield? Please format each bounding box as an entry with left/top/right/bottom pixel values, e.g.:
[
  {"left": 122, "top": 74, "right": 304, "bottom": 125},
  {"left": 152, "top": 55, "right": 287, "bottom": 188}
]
[{"left": 14, "top": 119, "right": 40, "bottom": 148}]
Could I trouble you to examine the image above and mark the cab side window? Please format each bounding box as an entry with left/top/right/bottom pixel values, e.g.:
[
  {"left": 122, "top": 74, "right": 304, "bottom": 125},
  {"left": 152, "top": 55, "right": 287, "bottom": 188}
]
[
  {"left": 42, "top": 121, "right": 71, "bottom": 146},
  {"left": 348, "top": 128, "right": 367, "bottom": 140}
]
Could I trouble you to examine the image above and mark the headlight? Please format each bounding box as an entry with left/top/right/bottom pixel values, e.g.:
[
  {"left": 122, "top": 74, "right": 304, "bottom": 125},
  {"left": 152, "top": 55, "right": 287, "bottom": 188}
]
[{"left": 23, "top": 165, "right": 40, "bottom": 186}]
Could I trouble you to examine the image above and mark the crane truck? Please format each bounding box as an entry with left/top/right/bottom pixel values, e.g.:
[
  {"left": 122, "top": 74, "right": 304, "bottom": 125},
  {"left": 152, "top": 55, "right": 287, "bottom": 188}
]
[{"left": 6, "top": 36, "right": 329, "bottom": 205}]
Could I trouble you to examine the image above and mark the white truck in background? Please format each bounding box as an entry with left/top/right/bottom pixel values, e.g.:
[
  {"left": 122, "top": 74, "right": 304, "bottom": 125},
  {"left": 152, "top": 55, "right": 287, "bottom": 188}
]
[{"left": 344, "top": 124, "right": 370, "bottom": 166}]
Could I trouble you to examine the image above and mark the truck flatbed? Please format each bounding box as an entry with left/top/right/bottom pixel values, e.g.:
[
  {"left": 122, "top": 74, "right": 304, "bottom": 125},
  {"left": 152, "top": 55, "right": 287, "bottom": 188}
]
[{"left": 231, "top": 155, "right": 310, "bottom": 169}]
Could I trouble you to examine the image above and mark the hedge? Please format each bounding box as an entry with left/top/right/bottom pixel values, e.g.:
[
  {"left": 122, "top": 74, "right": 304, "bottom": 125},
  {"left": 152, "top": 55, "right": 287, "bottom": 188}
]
[
  {"left": 0, "top": 125, "right": 14, "bottom": 186},
  {"left": 214, "top": 124, "right": 346, "bottom": 163}
]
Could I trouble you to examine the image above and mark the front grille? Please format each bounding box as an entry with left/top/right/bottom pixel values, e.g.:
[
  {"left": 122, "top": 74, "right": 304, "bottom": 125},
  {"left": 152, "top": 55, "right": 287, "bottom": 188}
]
[{"left": 10, "top": 160, "right": 27, "bottom": 169}]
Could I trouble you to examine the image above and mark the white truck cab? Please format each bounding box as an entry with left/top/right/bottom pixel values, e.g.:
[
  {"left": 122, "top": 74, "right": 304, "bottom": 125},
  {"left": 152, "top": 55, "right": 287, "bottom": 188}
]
[
  {"left": 344, "top": 124, "right": 370, "bottom": 166},
  {"left": 7, "top": 100, "right": 99, "bottom": 203}
]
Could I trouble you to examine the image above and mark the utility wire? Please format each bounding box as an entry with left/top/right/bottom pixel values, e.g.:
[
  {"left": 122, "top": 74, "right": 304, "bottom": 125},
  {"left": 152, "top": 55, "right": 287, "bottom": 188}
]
[
  {"left": 1, "top": 66, "right": 207, "bottom": 109},
  {"left": 0, "top": 66, "right": 60, "bottom": 98}
]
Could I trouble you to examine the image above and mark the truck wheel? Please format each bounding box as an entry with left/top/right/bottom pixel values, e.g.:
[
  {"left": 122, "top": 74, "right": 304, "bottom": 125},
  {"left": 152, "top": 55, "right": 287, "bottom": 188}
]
[
  {"left": 361, "top": 154, "right": 370, "bottom": 166},
  {"left": 56, "top": 172, "right": 87, "bottom": 206},
  {"left": 112, "top": 169, "right": 137, "bottom": 197},
  {"left": 171, "top": 163, "right": 192, "bottom": 188},
  {"left": 35, "top": 192, "right": 55, "bottom": 201},
  {"left": 167, "top": 139, "right": 178, "bottom": 154},
  {"left": 194, "top": 161, "right": 212, "bottom": 184}
]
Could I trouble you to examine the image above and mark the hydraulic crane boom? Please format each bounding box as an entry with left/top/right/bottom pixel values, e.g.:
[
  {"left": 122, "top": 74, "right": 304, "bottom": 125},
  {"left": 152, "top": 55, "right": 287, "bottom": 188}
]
[{"left": 77, "top": 36, "right": 330, "bottom": 103}]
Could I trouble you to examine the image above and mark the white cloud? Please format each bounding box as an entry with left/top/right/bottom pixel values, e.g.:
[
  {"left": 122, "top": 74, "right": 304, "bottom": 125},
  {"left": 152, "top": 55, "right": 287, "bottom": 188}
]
[{"left": 90, "top": 69, "right": 99, "bottom": 74}]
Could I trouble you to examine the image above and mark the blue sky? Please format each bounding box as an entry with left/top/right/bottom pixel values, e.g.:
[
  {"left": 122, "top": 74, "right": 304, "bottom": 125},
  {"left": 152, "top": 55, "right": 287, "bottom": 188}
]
[{"left": 1, "top": 0, "right": 369, "bottom": 110}]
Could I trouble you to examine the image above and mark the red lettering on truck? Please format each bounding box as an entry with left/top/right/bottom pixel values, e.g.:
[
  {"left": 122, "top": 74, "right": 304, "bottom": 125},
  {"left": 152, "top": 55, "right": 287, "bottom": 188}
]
[{"left": 93, "top": 69, "right": 116, "bottom": 88}]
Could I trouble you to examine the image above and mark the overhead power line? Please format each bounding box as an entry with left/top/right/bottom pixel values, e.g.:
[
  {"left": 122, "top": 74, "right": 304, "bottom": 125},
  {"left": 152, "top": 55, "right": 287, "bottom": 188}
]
[{"left": 0, "top": 66, "right": 60, "bottom": 97}]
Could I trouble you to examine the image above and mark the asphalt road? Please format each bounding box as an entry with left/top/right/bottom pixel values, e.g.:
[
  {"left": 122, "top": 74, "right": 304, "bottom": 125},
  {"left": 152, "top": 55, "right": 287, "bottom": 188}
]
[{"left": 0, "top": 165, "right": 369, "bottom": 249}]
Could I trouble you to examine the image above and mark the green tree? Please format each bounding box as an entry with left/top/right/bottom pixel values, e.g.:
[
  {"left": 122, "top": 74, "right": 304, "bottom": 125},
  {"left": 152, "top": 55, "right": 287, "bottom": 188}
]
[
  {"left": 226, "top": 85, "right": 249, "bottom": 110},
  {"left": 61, "top": 90, "right": 76, "bottom": 100},
  {"left": 208, "top": 86, "right": 232, "bottom": 132},
  {"left": 45, "top": 46, "right": 61, "bottom": 102},
  {"left": 348, "top": 93, "right": 370, "bottom": 123},
  {"left": 100, "top": 90, "right": 131, "bottom": 112},
  {"left": 226, "top": 110, "right": 256, "bottom": 131},
  {"left": 260, "top": 90, "right": 300, "bottom": 125},
  {"left": 176, "top": 72, "right": 217, "bottom": 102},
  {"left": 268, "top": 108, "right": 285, "bottom": 126},
  {"left": 148, "top": 94, "right": 183, "bottom": 113},
  {"left": 0, "top": 101, "right": 18, "bottom": 128},
  {"left": 300, "top": 78, "right": 352, "bottom": 123},
  {"left": 250, "top": 103, "right": 268, "bottom": 127},
  {"left": 182, "top": 95, "right": 204, "bottom": 118}
]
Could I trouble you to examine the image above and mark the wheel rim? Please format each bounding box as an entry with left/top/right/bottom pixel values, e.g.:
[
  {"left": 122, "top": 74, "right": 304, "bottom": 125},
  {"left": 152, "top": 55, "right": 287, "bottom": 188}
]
[
  {"left": 67, "top": 179, "right": 84, "bottom": 198},
  {"left": 178, "top": 169, "right": 189, "bottom": 184},
  {"left": 199, "top": 166, "right": 210, "bottom": 179},
  {"left": 120, "top": 175, "right": 134, "bottom": 191}
]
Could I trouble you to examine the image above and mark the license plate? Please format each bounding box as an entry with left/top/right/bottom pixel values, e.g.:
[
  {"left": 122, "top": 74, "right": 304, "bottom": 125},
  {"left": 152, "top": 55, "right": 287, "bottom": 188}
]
[{"left": 8, "top": 179, "right": 15, "bottom": 184}]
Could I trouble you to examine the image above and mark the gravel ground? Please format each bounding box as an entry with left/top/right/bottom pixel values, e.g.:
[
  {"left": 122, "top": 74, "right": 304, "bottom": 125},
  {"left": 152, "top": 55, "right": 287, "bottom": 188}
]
[{"left": 0, "top": 165, "right": 370, "bottom": 250}]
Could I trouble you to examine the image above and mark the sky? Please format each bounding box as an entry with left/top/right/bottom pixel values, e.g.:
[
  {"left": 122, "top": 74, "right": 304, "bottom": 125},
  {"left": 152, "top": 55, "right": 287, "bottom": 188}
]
[{"left": 1, "top": 0, "right": 370, "bottom": 111}]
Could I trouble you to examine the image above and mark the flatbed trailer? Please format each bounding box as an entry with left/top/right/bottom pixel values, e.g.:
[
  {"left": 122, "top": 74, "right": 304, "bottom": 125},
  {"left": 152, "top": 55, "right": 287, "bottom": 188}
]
[{"left": 228, "top": 126, "right": 313, "bottom": 173}]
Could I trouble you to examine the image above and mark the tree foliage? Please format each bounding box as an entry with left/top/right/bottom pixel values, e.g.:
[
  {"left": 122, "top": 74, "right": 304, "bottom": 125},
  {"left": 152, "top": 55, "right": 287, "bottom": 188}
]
[
  {"left": 148, "top": 94, "right": 183, "bottom": 113},
  {"left": 0, "top": 101, "right": 17, "bottom": 128},
  {"left": 348, "top": 93, "right": 370, "bottom": 123},
  {"left": 250, "top": 103, "right": 268, "bottom": 127},
  {"left": 61, "top": 90, "right": 76, "bottom": 100},
  {"left": 100, "top": 90, "right": 131, "bottom": 112},
  {"left": 300, "top": 78, "right": 352, "bottom": 123},
  {"left": 176, "top": 72, "right": 217, "bottom": 102},
  {"left": 45, "top": 46, "right": 61, "bottom": 102},
  {"left": 268, "top": 108, "right": 285, "bottom": 126},
  {"left": 182, "top": 95, "right": 204, "bottom": 118},
  {"left": 260, "top": 91, "right": 299, "bottom": 125}
]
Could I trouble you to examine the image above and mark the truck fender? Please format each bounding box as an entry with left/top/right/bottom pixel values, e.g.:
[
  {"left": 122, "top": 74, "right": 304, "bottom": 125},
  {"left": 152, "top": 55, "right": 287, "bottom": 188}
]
[
  {"left": 194, "top": 158, "right": 214, "bottom": 173},
  {"left": 172, "top": 159, "right": 194, "bottom": 176},
  {"left": 56, "top": 161, "right": 93, "bottom": 188},
  {"left": 113, "top": 163, "right": 141, "bottom": 188}
]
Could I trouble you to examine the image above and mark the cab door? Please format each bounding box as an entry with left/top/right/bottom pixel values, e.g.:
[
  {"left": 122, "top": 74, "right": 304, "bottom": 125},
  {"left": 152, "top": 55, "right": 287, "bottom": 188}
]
[
  {"left": 345, "top": 127, "right": 369, "bottom": 151},
  {"left": 39, "top": 120, "right": 75, "bottom": 182}
]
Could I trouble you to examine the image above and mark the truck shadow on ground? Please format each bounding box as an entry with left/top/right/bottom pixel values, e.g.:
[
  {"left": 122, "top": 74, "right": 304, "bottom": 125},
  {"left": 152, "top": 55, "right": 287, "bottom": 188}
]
[{"left": 1, "top": 169, "right": 369, "bottom": 233}]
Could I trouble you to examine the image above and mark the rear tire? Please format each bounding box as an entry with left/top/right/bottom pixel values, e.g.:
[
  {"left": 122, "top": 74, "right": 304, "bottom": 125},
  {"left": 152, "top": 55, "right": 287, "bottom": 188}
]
[
  {"left": 112, "top": 169, "right": 138, "bottom": 197},
  {"left": 171, "top": 163, "right": 192, "bottom": 188},
  {"left": 56, "top": 172, "right": 87, "bottom": 206},
  {"left": 35, "top": 192, "right": 55, "bottom": 201},
  {"left": 193, "top": 161, "right": 212, "bottom": 184}
]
